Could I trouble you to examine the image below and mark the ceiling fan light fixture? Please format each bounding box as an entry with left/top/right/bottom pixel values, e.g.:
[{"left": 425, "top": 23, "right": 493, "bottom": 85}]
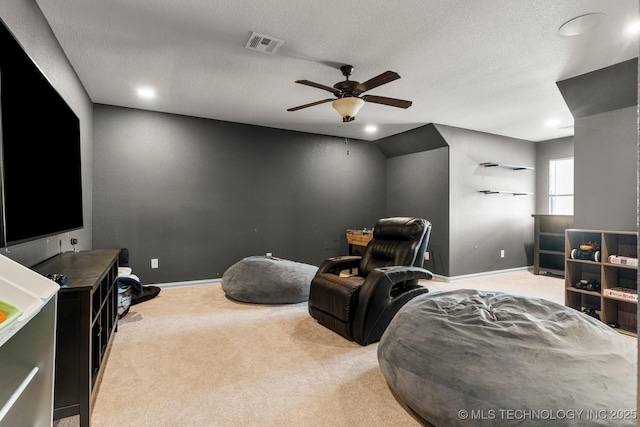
[{"left": 332, "top": 97, "right": 364, "bottom": 121}]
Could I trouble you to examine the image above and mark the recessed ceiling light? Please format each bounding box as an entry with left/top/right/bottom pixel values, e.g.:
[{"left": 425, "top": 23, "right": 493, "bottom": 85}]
[
  {"left": 364, "top": 125, "right": 378, "bottom": 133},
  {"left": 545, "top": 118, "right": 561, "bottom": 127},
  {"left": 626, "top": 21, "right": 640, "bottom": 35},
  {"left": 136, "top": 87, "right": 156, "bottom": 99},
  {"left": 559, "top": 13, "right": 607, "bottom": 36}
]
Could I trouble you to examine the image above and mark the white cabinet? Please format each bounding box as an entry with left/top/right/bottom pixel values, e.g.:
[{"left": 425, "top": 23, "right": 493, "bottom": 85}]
[{"left": 0, "top": 254, "right": 58, "bottom": 426}]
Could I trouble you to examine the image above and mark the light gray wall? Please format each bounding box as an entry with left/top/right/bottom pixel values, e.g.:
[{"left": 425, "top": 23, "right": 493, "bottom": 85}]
[
  {"left": 535, "top": 136, "right": 574, "bottom": 214},
  {"left": 0, "top": 1, "right": 93, "bottom": 267},
  {"left": 557, "top": 58, "right": 638, "bottom": 232},
  {"left": 379, "top": 122, "right": 536, "bottom": 278},
  {"left": 92, "top": 104, "right": 387, "bottom": 284},
  {"left": 386, "top": 147, "right": 450, "bottom": 275},
  {"left": 573, "top": 106, "right": 637, "bottom": 231},
  {"left": 437, "top": 124, "right": 536, "bottom": 277}
]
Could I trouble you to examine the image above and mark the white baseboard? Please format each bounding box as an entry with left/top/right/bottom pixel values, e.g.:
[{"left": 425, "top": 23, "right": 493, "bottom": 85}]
[
  {"left": 152, "top": 266, "right": 534, "bottom": 287},
  {"left": 149, "top": 278, "right": 221, "bottom": 289},
  {"left": 431, "top": 266, "right": 533, "bottom": 283}
]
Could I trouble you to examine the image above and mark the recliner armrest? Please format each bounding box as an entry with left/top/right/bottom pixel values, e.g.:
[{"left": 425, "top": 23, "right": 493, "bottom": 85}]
[
  {"left": 352, "top": 265, "right": 432, "bottom": 345},
  {"left": 317, "top": 256, "right": 362, "bottom": 275},
  {"left": 370, "top": 266, "right": 433, "bottom": 284}
]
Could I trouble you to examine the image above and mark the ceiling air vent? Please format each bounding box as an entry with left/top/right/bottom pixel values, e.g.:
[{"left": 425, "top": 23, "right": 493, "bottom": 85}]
[{"left": 245, "top": 31, "right": 284, "bottom": 55}]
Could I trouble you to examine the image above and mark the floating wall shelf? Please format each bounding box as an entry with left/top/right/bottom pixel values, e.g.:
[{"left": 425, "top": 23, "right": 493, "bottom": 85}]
[
  {"left": 480, "top": 162, "right": 534, "bottom": 171},
  {"left": 479, "top": 190, "right": 533, "bottom": 195},
  {"left": 479, "top": 162, "right": 533, "bottom": 195}
]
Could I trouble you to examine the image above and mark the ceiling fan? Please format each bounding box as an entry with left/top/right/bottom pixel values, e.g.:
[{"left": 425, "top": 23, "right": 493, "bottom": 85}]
[{"left": 287, "top": 65, "right": 412, "bottom": 122}]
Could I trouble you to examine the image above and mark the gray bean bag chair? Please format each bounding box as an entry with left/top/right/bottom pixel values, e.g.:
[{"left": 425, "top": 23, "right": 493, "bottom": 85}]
[
  {"left": 221, "top": 256, "right": 318, "bottom": 304},
  {"left": 377, "top": 289, "right": 637, "bottom": 426}
]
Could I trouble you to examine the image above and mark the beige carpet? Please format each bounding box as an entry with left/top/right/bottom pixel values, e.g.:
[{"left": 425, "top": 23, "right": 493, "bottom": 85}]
[
  {"left": 56, "top": 271, "right": 573, "bottom": 426},
  {"left": 91, "top": 283, "right": 424, "bottom": 426},
  {"left": 428, "top": 269, "right": 564, "bottom": 303}
]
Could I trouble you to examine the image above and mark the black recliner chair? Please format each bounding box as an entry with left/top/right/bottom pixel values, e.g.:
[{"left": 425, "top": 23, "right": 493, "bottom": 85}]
[{"left": 308, "top": 217, "right": 432, "bottom": 345}]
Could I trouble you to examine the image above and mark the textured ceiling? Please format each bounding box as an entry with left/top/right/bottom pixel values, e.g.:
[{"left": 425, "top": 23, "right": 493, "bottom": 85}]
[{"left": 35, "top": 0, "right": 639, "bottom": 141}]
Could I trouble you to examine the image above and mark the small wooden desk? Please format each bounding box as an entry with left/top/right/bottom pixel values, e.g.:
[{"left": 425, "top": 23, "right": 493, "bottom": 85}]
[{"left": 346, "top": 229, "right": 373, "bottom": 256}]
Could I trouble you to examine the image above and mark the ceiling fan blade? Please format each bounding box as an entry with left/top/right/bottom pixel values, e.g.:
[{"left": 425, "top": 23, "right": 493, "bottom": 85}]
[
  {"left": 295, "top": 80, "right": 340, "bottom": 95},
  {"left": 356, "top": 71, "right": 400, "bottom": 93},
  {"left": 287, "top": 98, "right": 334, "bottom": 111},
  {"left": 362, "top": 95, "right": 412, "bottom": 109}
]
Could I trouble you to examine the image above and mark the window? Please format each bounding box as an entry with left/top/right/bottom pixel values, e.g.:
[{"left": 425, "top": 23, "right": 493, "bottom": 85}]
[{"left": 549, "top": 157, "right": 574, "bottom": 214}]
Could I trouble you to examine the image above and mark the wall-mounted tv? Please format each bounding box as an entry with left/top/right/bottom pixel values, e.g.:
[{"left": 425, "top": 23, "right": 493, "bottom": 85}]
[{"left": 0, "top": 19, "right": 83, "bottom": 247}]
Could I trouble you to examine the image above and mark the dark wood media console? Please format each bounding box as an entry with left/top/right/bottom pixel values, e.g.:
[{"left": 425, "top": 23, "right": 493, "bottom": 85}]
[{"left": 33, "top": 249, "right": 120, "bottom": 427}]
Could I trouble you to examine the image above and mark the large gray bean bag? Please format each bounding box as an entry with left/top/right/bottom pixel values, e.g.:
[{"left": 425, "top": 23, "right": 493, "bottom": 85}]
[
  {"left": 378, "top": 289, "right": 637, "bottom": 426},
  {"left": 221, "top": 256, "right": 318, "bottom": 304}
]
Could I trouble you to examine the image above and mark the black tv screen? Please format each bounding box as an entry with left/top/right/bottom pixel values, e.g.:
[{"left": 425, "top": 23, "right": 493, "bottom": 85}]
[{"left": 0, "top": 19, "right": 83, "bottom": 246}]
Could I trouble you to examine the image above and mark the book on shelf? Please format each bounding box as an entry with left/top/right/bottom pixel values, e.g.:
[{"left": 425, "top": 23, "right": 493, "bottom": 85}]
[
  {"left": 603, "top": 287, "right": 638, "bottom": 302},
  {"left": 607, "top": 255, "right": 638, "bottom": 266}
]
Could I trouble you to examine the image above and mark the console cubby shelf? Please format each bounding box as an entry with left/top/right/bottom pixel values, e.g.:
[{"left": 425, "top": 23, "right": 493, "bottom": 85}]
[
  {"left": 532, "top": 215, "right": 573, "bottom": 276},
  {"left": 33, "top": 249, "right": 120, "bottom": 427},
  {"left": 564, "top": 229, "right": 638, "bottom": 336}
]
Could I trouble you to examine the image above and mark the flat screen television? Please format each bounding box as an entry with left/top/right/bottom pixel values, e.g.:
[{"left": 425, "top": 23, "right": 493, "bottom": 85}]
[{"left": 0, "top": 19, "right": 83, "bottom": 247}]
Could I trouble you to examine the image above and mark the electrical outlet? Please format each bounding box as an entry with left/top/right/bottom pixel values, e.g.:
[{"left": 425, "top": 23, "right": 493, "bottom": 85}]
[
  {"left": 151, "top": 258, "right": 159, "bottom": 269},
  {"left": 424, "top": 251, "right": 430, "bottom": 261},
  {"left": 266, "top": 252, "right": 273, "bottom": 257},
  {"left": 500, "top": 250, "right": 505, "bottom": 258}
]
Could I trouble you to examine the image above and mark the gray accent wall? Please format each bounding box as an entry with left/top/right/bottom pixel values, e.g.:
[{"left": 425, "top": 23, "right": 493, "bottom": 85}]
[
  {"left": 92, "top": 105, "right": 387, "bottom": 283},
  {"left": 534, "top": 136, "right": 574, "bottom": 214},
  {"left": 93, "top": 112, "right": 538, "bottom": 281},
  {"left": 0, "top": 1, "right": 93, "bottom": 267},
  {"left": 386, "top": 147, "right": 450, "bottom": 275}
]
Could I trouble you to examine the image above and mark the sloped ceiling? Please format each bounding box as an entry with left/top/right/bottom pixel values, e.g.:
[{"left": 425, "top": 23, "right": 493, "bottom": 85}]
[
  {"left": 34, "top": 0, "right": 639, "bottom": 141},
  {"left": 375, "top": 124, "right": 448, "bottom": 158},
  {"left": 557, "top": 58, "right": 638, "bottom": 118}
]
